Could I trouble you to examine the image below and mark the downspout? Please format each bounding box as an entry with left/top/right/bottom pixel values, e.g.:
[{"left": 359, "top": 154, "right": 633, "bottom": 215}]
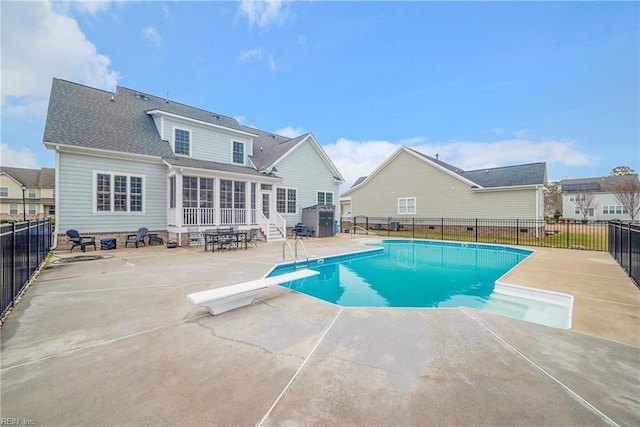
[
  {"left": 535, "top": 185, "right": 541, "bottom": 239},
  {"left": 51, "top": 146, "right": 61, "bottom": 249}
]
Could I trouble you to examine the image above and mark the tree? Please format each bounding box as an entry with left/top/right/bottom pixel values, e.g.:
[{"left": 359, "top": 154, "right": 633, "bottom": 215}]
[
  {"left": 543, "top": 182, "right": 562, "bottom": 218},
  {"left": 574, "top": 191, "right": 596, "bottom": 222},
  {"left": 610, "top": 166, "right": 636, "bottom": 176},
  {"left": 611, "top": 175, "right": 640, "bottom": 222}
]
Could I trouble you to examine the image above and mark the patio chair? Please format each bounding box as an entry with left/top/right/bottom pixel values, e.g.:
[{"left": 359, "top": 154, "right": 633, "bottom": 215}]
[
  {"left": 246, "top": 228, "right": 260, "bottom": 247},
  {"left": 66, "top": 229, "right": 97, "bottom": 253},
  {"left": 188, "top": 228, "right": 203, "bottom": 246},
  {"left": 125, "top": 227, "right": 148, "bottom": 248},
  {"left": 294, "top": 223, "right": 312, "bottom": 239}
]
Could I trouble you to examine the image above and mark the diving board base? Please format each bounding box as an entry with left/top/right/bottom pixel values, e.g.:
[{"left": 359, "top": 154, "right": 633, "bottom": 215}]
[{"left": 187, "top": 269, "right": 319, "bottom": 315}]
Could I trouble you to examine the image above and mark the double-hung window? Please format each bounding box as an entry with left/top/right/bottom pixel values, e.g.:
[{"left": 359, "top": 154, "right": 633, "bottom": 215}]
[
  {"left": 174, "top": 128, "right": 190, "bottom": 156},
  {"left": 317, "top": 191, "right": 334, "bottom": 205},
  {"left": 232, "top": 141, "right": 244, "bottom": 164},
  {"left": 10, "top": 204, "right": 17, "bottom": 215},
  {"left": 276, "top": 187, "right": 297, "bottom": 214},
  {"left": 398, "top": 197, "right": 416, "bottom": 215},
  {"left": 28, "top": 188, "right": 36, "bottom": 198},
  {"left": 0, "top": 187, "right": 7, "bottom": 197},
  {"left": 95, "top": 172, "right": 144, "bottom": 213}
]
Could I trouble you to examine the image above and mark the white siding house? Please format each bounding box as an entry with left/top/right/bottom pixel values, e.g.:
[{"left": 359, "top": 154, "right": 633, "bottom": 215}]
[
  {"left": 560, "top": 175, "right": 640, "bottom": 221},
  {"left": 341, "top": 147, "right": 547, "bottom": 220},
  {"left": 43, "top": 79, "right": 344, "bottom": 246}
]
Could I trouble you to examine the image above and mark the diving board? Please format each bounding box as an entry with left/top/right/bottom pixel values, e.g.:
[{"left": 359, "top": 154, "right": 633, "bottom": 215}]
[{"left": 187, "top": 269, "right": 320, "bottom": 315}]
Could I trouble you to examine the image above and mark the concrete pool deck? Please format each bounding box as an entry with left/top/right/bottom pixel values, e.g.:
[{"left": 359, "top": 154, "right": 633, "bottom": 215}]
[{"left": 1, "top": 235, "right": 638, "bottom": 426}]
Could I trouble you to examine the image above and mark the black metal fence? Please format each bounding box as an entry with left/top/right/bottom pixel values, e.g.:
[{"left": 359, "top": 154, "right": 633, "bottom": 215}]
[
  {"left": 1, "top": 219, "right": 52, "bottom": 319},
  {"left": 344, "top": 216, "right": 609, "bottom": 251},
  {"left": 608, "top": 221, "right": 640, "bottom": 287}
]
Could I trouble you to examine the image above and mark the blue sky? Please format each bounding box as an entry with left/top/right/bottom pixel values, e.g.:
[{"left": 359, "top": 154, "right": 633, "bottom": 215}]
[{"left": 1, "top": 1, "right": 638, "bottom": 189}]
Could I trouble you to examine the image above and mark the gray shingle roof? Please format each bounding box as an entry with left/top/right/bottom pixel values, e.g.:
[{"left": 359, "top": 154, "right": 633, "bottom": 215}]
[
  {"left": 43, "top": 79, "right": 306, "bottom": 173},
  {"left": 461, "top": 162, "right": 547, "bottom": 188},
  {"left": 560, "top": 175, "right": 640, "bottom": 193},
  {"left": 0, "top": 167, "right": 55, "bottom": 188},
  {"left": 407, "top": 146, "right": 546, "bottom": 188},
  {"left": 163, "top": 157, "right": 269, "bottom": 178}
]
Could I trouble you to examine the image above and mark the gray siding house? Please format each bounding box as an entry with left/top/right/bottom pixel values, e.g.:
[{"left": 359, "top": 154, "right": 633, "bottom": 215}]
[
  {"left": 43, "top": 79, "right": 343, "bottom": 245},
  {"left": 341, "top": 146, "right": 547, "bottom": 221}
]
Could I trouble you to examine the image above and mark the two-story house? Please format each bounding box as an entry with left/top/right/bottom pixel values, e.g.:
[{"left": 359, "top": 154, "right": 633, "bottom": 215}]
[
  {"left": 43, "top": 79, "right": 344, "bottom": 246},
  {"left": 0, "top": 167, "right": 55, "bottom": 221},
  {"left": 560, "top": 175, "right": 640, "bottom": 221}
]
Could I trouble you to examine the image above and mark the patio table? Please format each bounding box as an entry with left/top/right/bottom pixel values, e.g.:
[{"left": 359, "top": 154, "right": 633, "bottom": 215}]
[{"left": 203, "top": 229, "right": 248, "bottom": 252}]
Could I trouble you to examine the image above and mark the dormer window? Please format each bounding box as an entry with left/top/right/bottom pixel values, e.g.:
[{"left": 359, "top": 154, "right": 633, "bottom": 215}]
[
  {"left": 174, "top": 128, "right": 191, "bottom": 156},
  {"left": 232, "top": 141, "right": 245, "bottom": 164}
]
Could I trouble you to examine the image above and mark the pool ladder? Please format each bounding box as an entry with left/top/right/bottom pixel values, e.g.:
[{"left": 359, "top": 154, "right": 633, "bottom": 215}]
[{"left": 283, "top": 239, "right": 309, "bottom": 268}]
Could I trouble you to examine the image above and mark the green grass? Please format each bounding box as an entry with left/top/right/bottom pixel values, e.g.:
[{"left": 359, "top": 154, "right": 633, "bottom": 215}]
[{"left": 364, "top": 229, "right": 608, "bottom": 251}]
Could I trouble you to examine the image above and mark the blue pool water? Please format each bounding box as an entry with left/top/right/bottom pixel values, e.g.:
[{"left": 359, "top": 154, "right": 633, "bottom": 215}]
[{"left": 268, "top": 240, "right": 572, "bottom": 328}]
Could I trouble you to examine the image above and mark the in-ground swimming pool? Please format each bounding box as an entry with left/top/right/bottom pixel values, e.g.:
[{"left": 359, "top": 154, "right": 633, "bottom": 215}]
[{"left": 268, "top": 240, "right": 572, "bottom": 328}]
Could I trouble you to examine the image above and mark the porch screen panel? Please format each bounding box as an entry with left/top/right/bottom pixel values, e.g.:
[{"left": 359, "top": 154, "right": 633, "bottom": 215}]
[
  {"left": 200, "top": 178, "right": 214, "bottom": 208},
  {"left": 183, "top": 176, "right": 198, "bottom": 207},
  {"left": 220, "top": 179, "right": 232, "bottom": 209},
  {"left": 234, "top": 182, "right": 245, "bottom": 208}
]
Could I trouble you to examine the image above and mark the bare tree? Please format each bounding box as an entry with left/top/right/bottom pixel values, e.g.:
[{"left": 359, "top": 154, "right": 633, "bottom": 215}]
[
  {"left": 611, "top": 176, "right": 640, "bottom": 222},
  {"left": 544, "top": 182, "right": 562, "bottom": 218},
  {"left": 574, "top": 191, "right": 596, "bottom": 222}
]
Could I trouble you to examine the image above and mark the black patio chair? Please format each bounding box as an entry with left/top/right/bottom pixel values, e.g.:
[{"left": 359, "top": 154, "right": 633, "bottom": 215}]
[
  {"left": 125, "top": 227, "right": 148, "bottom": 248},
  {"left": 66, "top": 229, "right": 97, "bottom": 253}
]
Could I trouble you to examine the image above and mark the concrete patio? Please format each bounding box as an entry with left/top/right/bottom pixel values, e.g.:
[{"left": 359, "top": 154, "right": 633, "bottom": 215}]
[{"left": 1, "top": 235, "right": 638, "bottom": 426}]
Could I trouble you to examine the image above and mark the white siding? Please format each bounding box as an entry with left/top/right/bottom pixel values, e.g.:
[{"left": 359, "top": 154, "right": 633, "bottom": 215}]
[
  {"left": 58, "top": 153, "right": 167, "bottom": 233},
  {"left": 348, "top": 150, "right": 540, "bottom": 219},
  {"left": 563, "top": 192, "right": 633, "bottom": 220},
  {"left": 274, "top": 141, "right": 340, "bottom": 224}
]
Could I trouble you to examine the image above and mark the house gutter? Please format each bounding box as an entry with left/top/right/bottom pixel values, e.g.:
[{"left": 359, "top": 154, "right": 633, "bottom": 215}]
[{"left": 51, "top": 146, "right": 61, "bottom": 250}]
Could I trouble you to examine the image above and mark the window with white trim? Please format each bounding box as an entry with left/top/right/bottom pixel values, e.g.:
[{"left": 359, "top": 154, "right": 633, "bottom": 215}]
[
  {"left": 10, "top": 204, "right": 17, "bottom": 215},
  {"left": 29, "top": 204, "right": 36, "bottom": 215},
  {"left": 174, "top": 128, "right": 191, "bottom": 156},
  {"left": 28, "top": 188, "right": 36, "bottom": 198},
  {"left": 398, "top": 197, "right": 416, "bottom": 215},
  {"left": 276, "top": 187, "right": 297, "bottom": 214},
  {"left": 0, "top": 187, "right": 7, "bottom": 197},
  {"left": 317, "top": 191, "right": 334, "bottom": 205},
  {"left": 603, "top": 205, "right": 627, "bottom": 215},
  {"left": 232, "top": 141, "right": 245, "bottom": 164},
  {"left": 95, "top": 172, "right": 144, "bottom": 213}
]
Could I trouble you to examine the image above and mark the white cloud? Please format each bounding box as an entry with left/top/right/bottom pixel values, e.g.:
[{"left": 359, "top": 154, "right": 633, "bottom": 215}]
[
  {"left": 274, "top": 126, "right": 305, "bottom": 138},
  {"left": 324, "top": 136, "right": 594, "bottom": 191},
  {"left": 143, "top": 26, "right": 162, "bottom": 47},
  {"left": 239, "top": 46, "right": 277, "bottom": 71},
  {"left": 239, "top": 47, "right": 264, "bottom": 61},
  {"left": 72, "top": 1, "right": 114, "bottom": 16},
  {"left": 0, "top": 143, "right": 38, "bottom": 169},
  {"left": 1, "top": 1, "right": 120, "bottom": 117},
  {"left": 238, "top": 0, "right": 288, "bottom": 30}
]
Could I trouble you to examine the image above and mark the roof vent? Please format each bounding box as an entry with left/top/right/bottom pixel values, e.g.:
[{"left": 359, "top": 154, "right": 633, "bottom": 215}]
[
  {"left": 270, "top": 135, "right": 276, "bottom": 139},
  {"left": 110, "top": 96, "right": 115, "bottom": 102},
  {"left": 435, "top": 153, "right": 439, "bottom": 160}
]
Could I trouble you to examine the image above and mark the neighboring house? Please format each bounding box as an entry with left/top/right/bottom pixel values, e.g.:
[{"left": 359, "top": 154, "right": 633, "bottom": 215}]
[
  {"left": 0, "top": 167, "right": 55, "bottom": 221},
  {"left": 560, "top": 175, "right": 639, "bottom": 221},
  {"left": 340, "top": 146, "right": 547, "bottom": 220},
  {"left": 43, "top": 78, "right": 344, "bottom": 245}
]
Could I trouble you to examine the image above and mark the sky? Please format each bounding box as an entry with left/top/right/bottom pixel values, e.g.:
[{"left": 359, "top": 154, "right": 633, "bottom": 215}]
[{"left": 1, "top": 0, "right": 638, "bottom": 190}]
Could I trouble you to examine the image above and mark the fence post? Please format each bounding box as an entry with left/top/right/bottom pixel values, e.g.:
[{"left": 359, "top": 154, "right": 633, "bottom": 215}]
[
  {"left": 628, "top": 222, "right": 632, "bottom": 278},
  {"left": 412, "top": 217, "right": 415, "bottom": 238},
  {"left": 475, "top": 219, "right": 478, "bottom": 242},
  {"left": 566, "top": 220, "right": 570, "bottom": 249},
  {"left": 516, "top": 219, "right": 519, "bottom": 245},
  {"left": 441, "top": 218, "right": 444, "bottom": 240},
  {"left": 11, "top": 222, "right": 17, "bottom": 311}
]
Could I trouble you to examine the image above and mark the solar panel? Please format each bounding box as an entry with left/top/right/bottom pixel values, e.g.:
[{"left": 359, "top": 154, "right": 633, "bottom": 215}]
[{"left": 562, "top": 182, "right": 600, "bottom": 191}]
